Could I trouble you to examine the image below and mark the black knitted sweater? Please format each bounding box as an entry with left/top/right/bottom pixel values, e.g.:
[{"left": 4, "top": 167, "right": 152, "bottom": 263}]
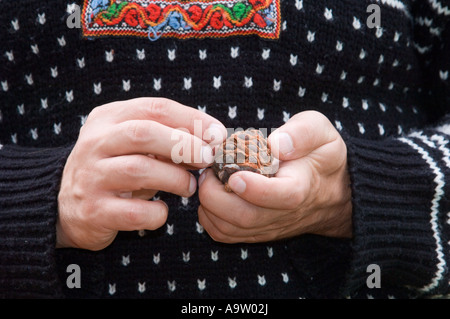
[{"left": 1, "top": 0, "right": 450, "bottom": 299}]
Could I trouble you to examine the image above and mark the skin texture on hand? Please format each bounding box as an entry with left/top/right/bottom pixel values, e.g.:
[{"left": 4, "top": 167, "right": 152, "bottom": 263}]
[
  {"left": 57, "top": 97, "right": 227, "bottom": 250},
  {"left": 58, "top": 102, "right": 352, "bottom": 250},
  {"left": 198, "top": 111, "right": 353, "bottom": 244}
]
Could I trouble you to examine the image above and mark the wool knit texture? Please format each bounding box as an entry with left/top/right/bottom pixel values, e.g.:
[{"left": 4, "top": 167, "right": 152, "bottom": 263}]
[{"left": 0, "top": 0, "right": 450, "bottom": 298}]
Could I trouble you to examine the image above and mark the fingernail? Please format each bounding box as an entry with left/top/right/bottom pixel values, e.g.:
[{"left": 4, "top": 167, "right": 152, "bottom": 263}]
[
  {"left": 189, "top": 174, "right": 197, "bottom": 194},
  {"left": 160, "top": 200, "right": 169, "bottom": 211},
  {"left": 202, "top": 145, "right": 214, "bottom": 164},
  {"left": 229, "top": 175, "right": 246, "bottom": 194},
  {"left": 198, "top": 170, "right": 207, "bottom": 187},
  {"left": 275, "top": 132, "right": 294, "bottom": 156}
]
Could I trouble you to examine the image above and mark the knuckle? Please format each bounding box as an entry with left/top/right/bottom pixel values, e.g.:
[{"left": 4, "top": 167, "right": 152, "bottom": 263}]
[
  {"left": 125, "top": 121, "right": 151, "bottom": 145},
  {"left": 86, "top": 105, "right": 108, "bottom": 123},
  {"left": 78, "top": 122, "right": 89, "bottom": 136},
  {"left": 71, "top": 168, "right": 95, "bottom": 197},
  {"left": 87, "top": 106, "right": 102, "bottom": 121},
  {"left": 326, "top": 138, "right": 347, "bottom": 169},
  {"left": 300, "top": 120, "right": 317, "bottom": 144},
  {"left": 293, "top": 111, "right": 332, "bottom": 143},
  {"left": 124, "top": 207, "right": 143, "bottom": 228},
  {"left": 122, "top": 156, "right": 147, "bottom": 178},
  {"left": 79, "top": 198, "right": 100, "bottom": 224},
  {"left": 77, "top": 134, "right": 98, "bottom": 151},
  {"left": 146, "top": 98, "right": 170, "bottom": 121},
  {"left": 76, "top": 128, "right": 107, "bottom": 153},
  {"left": 302, "top": 110, "right": 329, "bottom": 124},
  {"left": 239, "top": 211, "right": 259, "bottom": 229}
]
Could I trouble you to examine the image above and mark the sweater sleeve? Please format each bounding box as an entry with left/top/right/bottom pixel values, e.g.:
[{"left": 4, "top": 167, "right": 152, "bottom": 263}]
[
  {"left": 0, "top": 144, "right": 72, "bottom": 298},
  {"left": 342, "top": 118, "right": 450, "bottom": 298},
  {"left": 341, "top": 0, "right": 450, "bottom": 298}
]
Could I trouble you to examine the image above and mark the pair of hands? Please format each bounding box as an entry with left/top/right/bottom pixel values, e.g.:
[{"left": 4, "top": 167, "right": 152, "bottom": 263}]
[{"left": 57, "top": 98, "right": 352, "bottom": 251}]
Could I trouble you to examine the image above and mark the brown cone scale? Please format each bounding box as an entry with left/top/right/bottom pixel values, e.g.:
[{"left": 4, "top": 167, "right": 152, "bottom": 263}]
[{"left": 212, "top": 129, "right": 275, "bottom": 192}]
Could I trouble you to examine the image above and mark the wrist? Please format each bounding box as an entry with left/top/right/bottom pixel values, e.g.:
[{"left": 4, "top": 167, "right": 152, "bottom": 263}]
[{"left": 303, "top": 164, "right": 353, "bottom": 239}]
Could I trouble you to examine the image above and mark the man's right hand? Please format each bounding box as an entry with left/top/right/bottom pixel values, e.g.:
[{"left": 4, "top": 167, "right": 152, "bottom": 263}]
[{"left": 57, "top": 97, "right": 226, "bottom": 250}]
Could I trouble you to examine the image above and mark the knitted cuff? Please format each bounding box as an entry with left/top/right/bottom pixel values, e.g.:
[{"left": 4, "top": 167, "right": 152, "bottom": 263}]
[
  {"left": 0, "top": 144, "right": 72, "bottom": 298},
  {"left": 341, "top": 133, "right": 448, "bottom": 297}
]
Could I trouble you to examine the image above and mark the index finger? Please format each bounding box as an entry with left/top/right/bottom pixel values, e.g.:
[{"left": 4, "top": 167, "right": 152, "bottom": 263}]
[{"left": 94, "top": 97, "right": 227, "bottom": 145}]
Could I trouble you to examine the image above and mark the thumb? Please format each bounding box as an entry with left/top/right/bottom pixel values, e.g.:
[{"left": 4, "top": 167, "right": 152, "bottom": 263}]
[{"left": 268, "top": 110, "right": 338, "bottom": 161}]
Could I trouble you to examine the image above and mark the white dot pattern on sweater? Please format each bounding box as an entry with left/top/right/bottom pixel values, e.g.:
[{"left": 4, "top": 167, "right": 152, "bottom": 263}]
[
  {"left": 0, "top": 1, "right": 434, "bottom": 144},
  {"left": 0, "top": 0, "right": 449, "bottom": 300}
]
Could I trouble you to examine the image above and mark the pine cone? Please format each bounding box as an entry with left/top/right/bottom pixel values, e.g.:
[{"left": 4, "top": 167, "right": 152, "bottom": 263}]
[{"left": 212, "top": 129, "right": 275, "bottom": 192}]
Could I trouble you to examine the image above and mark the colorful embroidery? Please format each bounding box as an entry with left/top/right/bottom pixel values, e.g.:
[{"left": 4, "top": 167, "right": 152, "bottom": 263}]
[{"left": 81, "top": 0, "right": 281, "bottom": 40}]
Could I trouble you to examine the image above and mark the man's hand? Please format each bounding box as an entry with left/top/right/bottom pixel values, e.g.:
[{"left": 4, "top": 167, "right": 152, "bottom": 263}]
[
  {"left": 198, "top": 111, "right": 352, "bottom": 243},
  {"left": 57, "top": 97, "right": 226, "bottom": 250}
]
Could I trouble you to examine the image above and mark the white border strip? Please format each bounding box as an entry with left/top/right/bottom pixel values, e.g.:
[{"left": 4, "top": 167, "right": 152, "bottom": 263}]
[
  {"left": 428, "top": 0, "right": 450, "bottom": 16},
  {"left": 430, "top": 134, "right": 450, "bottom": 169},
  {"left": 399, "top": 135, "right": 445, "bottom": 292},
  {"left": 375, "top": 0, "right": 411, "bottom": 18}
]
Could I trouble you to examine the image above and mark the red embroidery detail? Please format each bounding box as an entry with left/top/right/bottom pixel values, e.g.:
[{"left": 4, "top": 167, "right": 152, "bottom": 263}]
[{"left": 81, "top": 0, "right": 281, "bottom": 40}]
